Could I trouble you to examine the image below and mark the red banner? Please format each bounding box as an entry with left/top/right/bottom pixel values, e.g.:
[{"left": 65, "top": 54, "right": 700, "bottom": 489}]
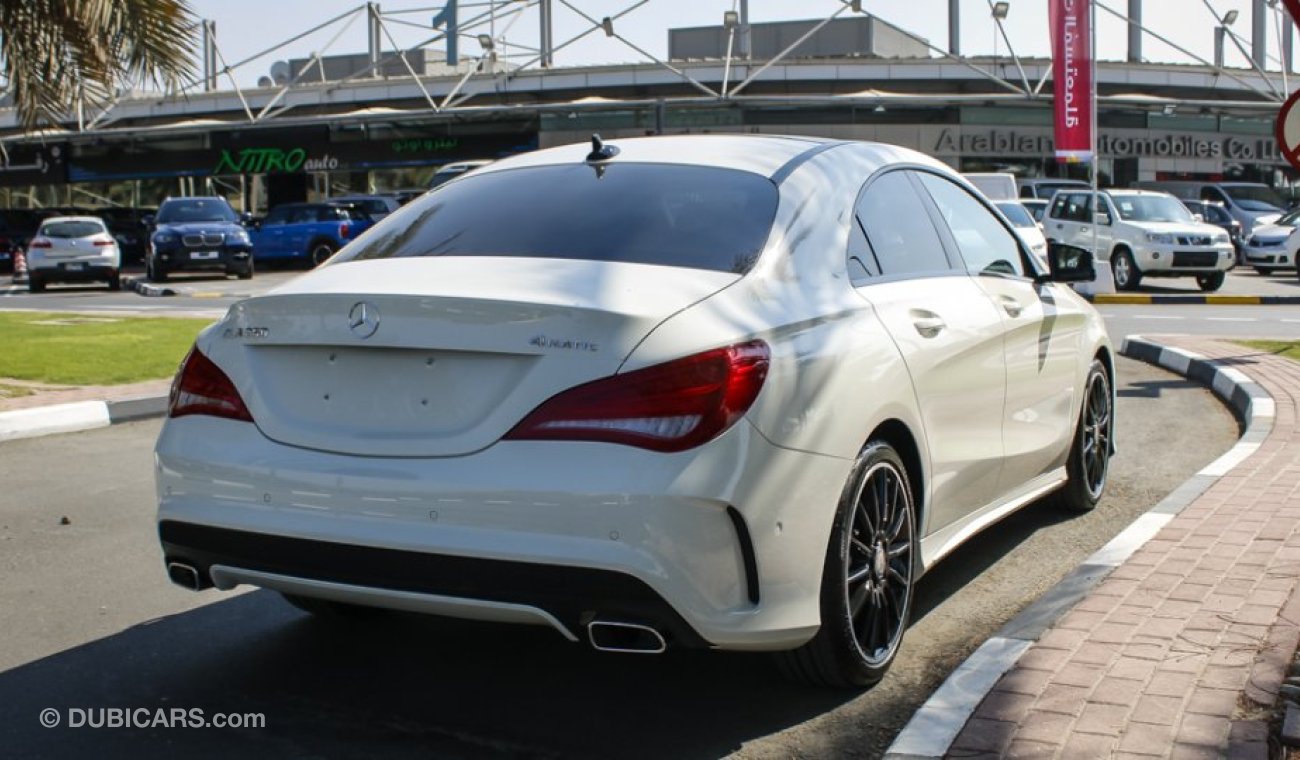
[{"left": 1050, "top": 0, "right": 1093, "bottom": 163}]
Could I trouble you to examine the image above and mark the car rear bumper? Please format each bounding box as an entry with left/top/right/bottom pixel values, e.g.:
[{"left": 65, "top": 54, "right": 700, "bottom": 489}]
[
  {"left": 155, "top": 414, "right": 851, "bottom": 651},
  {"left": 29, "top": 260, "right": 118, "bottom": 283}
]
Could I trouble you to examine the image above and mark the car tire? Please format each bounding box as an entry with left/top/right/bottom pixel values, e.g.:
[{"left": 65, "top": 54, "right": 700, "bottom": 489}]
[
  {"left": 27, "top": 273, "right": 44, "bottom": 293},
  {"left": 1111, "top": 249, "right": 1142, "bottom": 291},
  {"left": 280, "top": 592, "right": 386, "bottom": 621},
  {"left": 775, "top": 440, "right": 917, "bottom": 689},
  {"left": 107, "top": 273, "right": 122, "bottom": 291},
  {"left": 1255, "top": 267, "right": 1277, "bottom": 276},
  {"left": 1196, "top": 272, "right": 1225, "bottom": 292},
  {"left": 309, "top": 241, "right": 337, "bottom": 268},
  {"left": 236, "top": 260, "right": 254, "bottom": 280},
  {"left": 148, "top": 258, "right": 169, "bottom": 282},
  {"left": 1056, "top": 358, "right": 1113, "bottom": 514}
]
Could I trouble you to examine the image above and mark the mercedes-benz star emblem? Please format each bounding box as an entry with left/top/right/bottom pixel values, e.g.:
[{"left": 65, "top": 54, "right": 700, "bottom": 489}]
[{"left": 348, "top": 301, "right": 380, "bottom": 339}]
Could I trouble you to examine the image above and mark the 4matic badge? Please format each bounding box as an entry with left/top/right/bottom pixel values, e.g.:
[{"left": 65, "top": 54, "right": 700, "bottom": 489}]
[{"left": 529, "top": 335, "right": 599, "bottom": 352}]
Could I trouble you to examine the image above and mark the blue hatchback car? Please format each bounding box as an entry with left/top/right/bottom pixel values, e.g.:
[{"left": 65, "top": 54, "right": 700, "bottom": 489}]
[{"left": 250, "top": 202, "right": 375, "bottom": 267}]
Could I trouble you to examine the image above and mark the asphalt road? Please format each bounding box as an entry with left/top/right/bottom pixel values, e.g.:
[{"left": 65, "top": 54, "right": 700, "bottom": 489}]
[{"left": 0, "top": 356, "right": 1237, "bottom": 759}]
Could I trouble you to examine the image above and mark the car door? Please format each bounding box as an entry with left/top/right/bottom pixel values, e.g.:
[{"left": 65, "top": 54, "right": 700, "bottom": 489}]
[
  {"left": 252, "top": 207, "right": 289, "bottom": 259},
  {"left": 915, "top": 172, "right": 1086, "bottom": 499},
  {"left": 285, "top": 206, "right": 320, "bottom": 258},
  {"left": 851, "top": 169, "right": 1008, "bottom": 531},
  {"left": 1045, "top": 192, "right": 1075, "bottom": 246}
]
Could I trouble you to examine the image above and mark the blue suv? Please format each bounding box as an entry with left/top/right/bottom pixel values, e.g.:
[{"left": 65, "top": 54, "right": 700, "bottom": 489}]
[
  {"left": 250, "top": 202, "right": 375, "bottom": 268},
  {"left": 147, "top": 197, "right": 253, "bottom": 282}
]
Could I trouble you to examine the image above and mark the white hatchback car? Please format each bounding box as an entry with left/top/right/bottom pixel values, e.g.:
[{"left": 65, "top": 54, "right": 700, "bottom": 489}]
[
  {"left": 1242, "top": 207, "right": 1299, "bottom": 275},
  {"left": 156, "top": 135, "right": 1114, "bottom": 688},
  {"left": 26, "top": 216, "right": 122, "bottom": 292}
]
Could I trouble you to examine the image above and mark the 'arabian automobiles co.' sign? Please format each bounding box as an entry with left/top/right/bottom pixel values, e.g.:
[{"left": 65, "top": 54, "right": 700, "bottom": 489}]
[{"left": 932, "top": 128, "right": 1281, "bottom": 162}]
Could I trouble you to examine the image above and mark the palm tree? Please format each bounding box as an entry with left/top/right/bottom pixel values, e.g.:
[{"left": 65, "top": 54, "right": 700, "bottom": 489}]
[{"left": 0, "top": 0, "right": 196, "bottom": 129}]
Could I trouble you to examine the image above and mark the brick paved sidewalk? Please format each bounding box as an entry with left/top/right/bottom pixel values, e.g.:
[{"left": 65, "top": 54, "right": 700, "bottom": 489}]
[{"left": 948, "top": 338, "right": 1300, "bottom": 759}]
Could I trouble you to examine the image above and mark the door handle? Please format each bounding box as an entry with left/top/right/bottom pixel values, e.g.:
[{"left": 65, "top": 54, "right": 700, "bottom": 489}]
[
  {"left": 910, "top": 314, "right": 946, "bottom": 338},
  {"left": 997, "top": 295, "right": 1024, "bottom": 318}
]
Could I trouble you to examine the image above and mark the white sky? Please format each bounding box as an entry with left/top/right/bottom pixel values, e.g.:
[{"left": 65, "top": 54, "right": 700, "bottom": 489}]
[{"left": 185, "top": 1, "right": 1287, "bottom": 89}]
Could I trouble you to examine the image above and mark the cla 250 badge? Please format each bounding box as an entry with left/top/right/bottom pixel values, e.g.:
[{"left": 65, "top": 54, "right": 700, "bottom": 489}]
[{"left": 223, "top": 326, "right": 269, "bottom": 339}]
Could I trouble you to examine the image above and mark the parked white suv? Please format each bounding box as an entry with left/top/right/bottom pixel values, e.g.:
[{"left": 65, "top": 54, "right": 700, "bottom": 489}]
[{"left": 1044, "top": 189, "right": 1234, "bottom": 291}]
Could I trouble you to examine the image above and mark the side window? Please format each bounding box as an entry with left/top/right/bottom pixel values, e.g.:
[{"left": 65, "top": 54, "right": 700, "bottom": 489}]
[
  {"left": 1020, "top": 185, "right": 1035, "bottom": 199},
  {"left": 289, "top": 207, "right": 319, "bottom": 224},
  {"left": 1065, "top": 193, "right": 1091, "bottom": 223},
  {"left": 916, "top": 173, "right": 1027, "bottom": 278},
  {"left": 1049, "top": 193, "right": 1070, "bottom": 219},
  {"left": 855, "top": 171, "right": 953, "bottom": 277},
  {"left": 318, "top": 207, "right": 344, "bottom": 222},
  {"left": 261, "top": 207, "right": 289, "bottom": 226}
]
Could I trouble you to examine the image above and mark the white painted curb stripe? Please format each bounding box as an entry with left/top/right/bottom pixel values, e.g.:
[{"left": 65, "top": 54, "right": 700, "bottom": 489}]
[
  {"left": 884, "top": 637, "right": 1033, "bottom": 760},
  {"left": 1085, "top": 512, "right": 1175, "bottom": 567},
  {"left": 0, "top": 401, "right": 110, "bottom": 442},
  {"left": 1200, "top": 442, "right": 1261, "bottom": 477}
]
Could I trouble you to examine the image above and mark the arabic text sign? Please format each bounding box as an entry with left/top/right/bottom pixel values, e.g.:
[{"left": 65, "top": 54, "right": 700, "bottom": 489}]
[
  {"left": 0, "top": 144, "right": 66, "bottom": 186},
  {"left": 1049, "top": 0, "right": 1093, "bottom": 163}
]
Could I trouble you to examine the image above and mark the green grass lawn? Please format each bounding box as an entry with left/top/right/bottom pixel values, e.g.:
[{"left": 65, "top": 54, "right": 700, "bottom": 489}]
[
  {"left": 1236, "top": 340, "right": 1300, "bottom": 363},
  {"left": 0, "top": 312, "right": 210, "bottom": 385}
]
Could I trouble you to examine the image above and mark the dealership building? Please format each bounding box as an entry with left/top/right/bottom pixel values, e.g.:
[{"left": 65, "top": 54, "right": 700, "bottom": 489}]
[{"left": 0, "top": 1, "right": 1291, "bottom": 210}]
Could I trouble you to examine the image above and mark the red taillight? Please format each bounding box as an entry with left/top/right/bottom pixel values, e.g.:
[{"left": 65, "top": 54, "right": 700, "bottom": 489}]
[
  {"left": 93, "top": 238, "right": 115, "bottom": 246},
  {"left": 340, "top": 223, "right": 350, "bottom": 238},
  {"left": 28, "top": 238, "right": 51, "bottom": 249},
  {"left": 505, "top": 340, "right": 769, "bottom": 452},
  {"left": 168, "top": 347, "right": 254, "bottom": 423}
]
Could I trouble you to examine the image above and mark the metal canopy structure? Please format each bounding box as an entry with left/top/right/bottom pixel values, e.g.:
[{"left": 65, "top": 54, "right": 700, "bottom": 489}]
[{"left": 0, "top": 0, "right": 1292, "bottom": 143}]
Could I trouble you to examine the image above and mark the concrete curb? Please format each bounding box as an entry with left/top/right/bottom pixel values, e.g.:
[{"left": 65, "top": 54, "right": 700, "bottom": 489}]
[
  {"left": 121, "top": 274, "right": 174, "bottom": 297},
  {"left": 883, "top": 335, "right": 1274, "bottom": 760},
  {"left": 0, "top": 393, "right": 169, "bottom": 443},
  {"left": 1085, "top": 293, "right": 1300, "bottom": 305}
]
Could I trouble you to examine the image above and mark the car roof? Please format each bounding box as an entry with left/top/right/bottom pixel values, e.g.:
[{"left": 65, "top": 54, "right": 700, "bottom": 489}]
[{"left": 473, "top": 134, "right": 840, "bottom": 180}]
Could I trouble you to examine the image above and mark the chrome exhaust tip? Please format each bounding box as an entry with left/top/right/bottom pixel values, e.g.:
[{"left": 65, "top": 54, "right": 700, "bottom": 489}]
[
  {"left": 587, "top": 620, "right": 667, "bottom": 654},
  {"left": 166, "top": 562, "right": 203, "bottom": 591}
]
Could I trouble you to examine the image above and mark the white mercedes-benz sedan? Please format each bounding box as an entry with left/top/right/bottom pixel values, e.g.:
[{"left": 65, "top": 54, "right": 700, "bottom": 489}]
[{"left": 156, "top": 135, "right": 1114, "bottom": 688}]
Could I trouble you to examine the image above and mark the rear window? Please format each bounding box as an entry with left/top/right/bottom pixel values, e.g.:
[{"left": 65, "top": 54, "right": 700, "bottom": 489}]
[
  {"left": 995, "top": 202, "right": 1036, "bottom": 228},
  {"left": 41, "top": 220, "right": 105, "bottom": 238},
  {"left": 341, "top": 199, "right": 389, "bottom": 215},
  {"left": 337, "top": 164, "right": 779, "bottom": 274}
]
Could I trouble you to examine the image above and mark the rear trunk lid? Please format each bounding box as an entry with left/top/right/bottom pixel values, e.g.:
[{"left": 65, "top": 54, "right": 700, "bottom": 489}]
[{"left": 206, "top": 257, "right": 738, "bottom": 457}]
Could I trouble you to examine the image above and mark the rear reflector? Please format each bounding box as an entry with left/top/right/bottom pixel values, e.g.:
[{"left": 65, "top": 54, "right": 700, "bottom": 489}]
[
  {"left": 169, "top": 347, "right": 254, "bottom": 423},
  {"left": 505, "top": 340, "right": 769, "bottom": 452},
  {"left": 28, "top": 239, "right": 50, "bottom": 249}
]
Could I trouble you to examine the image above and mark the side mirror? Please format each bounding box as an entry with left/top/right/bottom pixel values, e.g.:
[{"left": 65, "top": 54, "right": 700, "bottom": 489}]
[
  {"left": 1039, "top": 242, "right": 1096, "bottom": 283},
  {"left": 1095, "top": 211, "right": 1111, "bottom": 226},
  {"left": 141, "top": 214, "right": 155, "bottom": 230},
  {"left": 240, "top": 212, "right": 254, "bottom": 225},
  {"left": 1192, "top": 213, "right": 1204, "bottom": 223}
]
